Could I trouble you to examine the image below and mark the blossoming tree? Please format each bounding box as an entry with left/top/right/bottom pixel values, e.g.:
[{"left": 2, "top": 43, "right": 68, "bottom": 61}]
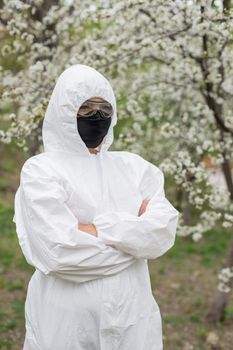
[{"left": 0, "top": 0, "right": 233, "bottom": 322}]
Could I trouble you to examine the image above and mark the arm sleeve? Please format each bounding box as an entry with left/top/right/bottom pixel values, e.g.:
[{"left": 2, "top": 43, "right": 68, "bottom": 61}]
[
  {"left": 13, "top": 160, "right": 136, "bottom": 284},
  {"left": 93, "top": 158, "right": 180, "bottom": 260}
]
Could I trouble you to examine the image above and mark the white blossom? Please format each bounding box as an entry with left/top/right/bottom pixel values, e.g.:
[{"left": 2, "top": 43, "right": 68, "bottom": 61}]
[{"left": 0, "top": 1, "right": 232, "bottom": 254}]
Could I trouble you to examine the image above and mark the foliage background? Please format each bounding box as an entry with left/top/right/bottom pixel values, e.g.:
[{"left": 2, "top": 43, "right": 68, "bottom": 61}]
[{"left": 0, "top": 1, "right": 233, "bottom": 349}]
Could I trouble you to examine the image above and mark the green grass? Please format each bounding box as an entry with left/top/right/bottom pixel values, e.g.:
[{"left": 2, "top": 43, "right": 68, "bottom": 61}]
[
  {"left": 0, "top": 204, "right": 34, "bottom": 349},
  {"left": 0, "top": 204, "right": 33, "bottom": 272},
  {"left": 168, "top": 228, "right": 232, "bottom": 267}
]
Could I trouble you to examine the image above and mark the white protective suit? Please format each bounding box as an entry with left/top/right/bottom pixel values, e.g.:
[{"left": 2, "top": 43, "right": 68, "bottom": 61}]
[{"left": 13, "top": 64, "right": 179, "bottom": 350}]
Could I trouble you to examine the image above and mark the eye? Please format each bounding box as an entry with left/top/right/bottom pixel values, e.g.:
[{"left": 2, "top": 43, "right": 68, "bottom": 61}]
[
  {"left": 78, "top": 105, "right": 92, "bottom": 114},
  {"left": 103, "top": 105, "right": 112, "bottom": 111}
]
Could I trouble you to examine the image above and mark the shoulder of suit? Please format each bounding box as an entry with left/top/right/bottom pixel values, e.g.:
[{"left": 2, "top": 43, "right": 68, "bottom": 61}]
[
  {"left": 20, "top": 153, "right": 57, "bottom": 177},
  {"left": 108, "top": 150, "right": 144, "bottom": 163},
  {"left": 108, "top": 150, "right": 160, "bottom": 171}
]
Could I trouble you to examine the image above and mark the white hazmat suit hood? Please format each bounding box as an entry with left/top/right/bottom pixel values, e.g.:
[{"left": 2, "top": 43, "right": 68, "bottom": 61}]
[
  {"left": 13, "top": 64, "right": 179, "bottom": 350},
  {"left": 42, "top": 64, "right": 117, "bottom": 156}
]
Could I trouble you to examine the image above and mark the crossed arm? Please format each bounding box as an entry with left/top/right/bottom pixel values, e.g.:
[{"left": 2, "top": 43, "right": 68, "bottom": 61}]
[{"left": 79, "top": 199, "right": 150, "bottom": 237}]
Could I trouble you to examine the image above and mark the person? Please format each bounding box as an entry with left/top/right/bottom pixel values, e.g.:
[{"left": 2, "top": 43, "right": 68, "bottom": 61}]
[{"left": 13, "top": 64, "right": 179, "bottom": 350}]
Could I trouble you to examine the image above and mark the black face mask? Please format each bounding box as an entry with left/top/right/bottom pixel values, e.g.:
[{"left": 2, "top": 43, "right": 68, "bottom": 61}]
[{"left": 77, "top": 110, "right": 112, "bottom": 148}]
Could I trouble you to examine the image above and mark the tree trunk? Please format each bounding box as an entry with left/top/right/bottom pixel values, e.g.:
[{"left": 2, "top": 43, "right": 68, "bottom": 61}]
[
  {"left": 176, "top": 188, "right": 183, "bottom": 213},
  {"left": 27, "top": 119, "right": 43, "bottom": 156},
  {"left": 206, "top": 160, "right": 233, "bottom": 323},
  {"left": 221, "top": 150, "right": 233, "bottom": 200},
  {"left": 206, "top": 236, "right": 233, "bottom": 323},
  {"left": 182, "top": 191, "right": 190, "bottom": 225},
  {"left": 205, "top": 148, "right": 233, "bottom": 323},
  {"left": 200, "top": 1, "right": 233, "bottom": 323},
  {"left": 223, "top": 0, "right": 231, "bottom": 10}
]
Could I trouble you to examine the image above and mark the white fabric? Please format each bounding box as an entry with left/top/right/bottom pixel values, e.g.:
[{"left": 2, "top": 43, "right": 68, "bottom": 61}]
[{"left": 13, "top": 64, "right": 179, "bottom": 350}]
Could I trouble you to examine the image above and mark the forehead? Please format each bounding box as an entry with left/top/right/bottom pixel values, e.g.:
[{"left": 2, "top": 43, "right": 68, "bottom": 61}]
[
  {"left": 88, "top": 97, "right": 105, "bottom": 102},
  {"left": 82, "top": 96, "right": 110, "bottom": 104}
]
